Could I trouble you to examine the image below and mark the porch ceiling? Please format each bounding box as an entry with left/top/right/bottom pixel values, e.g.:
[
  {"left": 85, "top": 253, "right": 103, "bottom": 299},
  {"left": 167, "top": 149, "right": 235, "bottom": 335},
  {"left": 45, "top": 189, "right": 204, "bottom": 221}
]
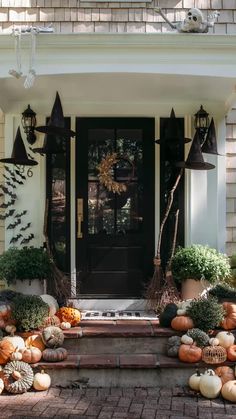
[{"left": 0, "top": 33, "right": 235, "bottom": 115}]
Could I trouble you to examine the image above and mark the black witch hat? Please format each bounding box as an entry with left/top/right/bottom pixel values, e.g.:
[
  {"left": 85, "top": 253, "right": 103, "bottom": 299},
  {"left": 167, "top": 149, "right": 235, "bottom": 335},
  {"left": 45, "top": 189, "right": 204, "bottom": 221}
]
[
  {"left": 201, "top": 118, "right": 222, "bottom": 156},
  {"left": 33, "top": 92, "right": 75, "bottom": 154},
  {"left": 155, "top": 109, "right": 192, "bottom": 145},
  {"left": 0, "top": 127, "right": 38, "bottom": 166},
  {"left": 176, "top": 130, "right": 215, "bottom": 170}
]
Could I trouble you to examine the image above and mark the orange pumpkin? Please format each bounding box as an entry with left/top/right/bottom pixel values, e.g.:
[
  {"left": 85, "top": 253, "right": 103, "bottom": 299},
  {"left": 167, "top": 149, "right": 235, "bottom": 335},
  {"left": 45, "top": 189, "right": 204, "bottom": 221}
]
[
  {"left": 25, "top": 334, "right": 45, "bottom": 352},
  {"left": 178, "top": 344, "right": 202, "bottom": 363},
  {"left": 0, "top": 340, "right": 14, "bottom": 365},
  {"left": 221, "top": 302, "right": 236, "bottom": 330},
  {"left": 215, "top": 366, "right": 235, "bottom": 385},
  {"left": 227, "top": 344, "right": 236, "bottom": 361},
  {"left": 171, "top": 316, "right": 194, "bottom": 332},
  {"left": 56, "top": 307, "right": 81, "bottom": 326},
  {"left": 21, "top": 346, "right": 42, "bottom": 364}
]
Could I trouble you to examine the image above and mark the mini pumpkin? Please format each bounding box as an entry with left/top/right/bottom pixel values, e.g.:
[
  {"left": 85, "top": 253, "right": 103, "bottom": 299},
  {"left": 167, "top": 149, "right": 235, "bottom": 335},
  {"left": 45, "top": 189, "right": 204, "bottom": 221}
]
[
  {"left": 42, "top": 347, "right": 68, "bottom": 362},
  {"left": 221, "top": 380, "right": 236, "bottom": 402},
  {"left": 10, "top": 348, "right": 23, "bottom": 362},
  {"left": 178, "top": 344, "right": 202, "bottom": 363},
  {"left": 33, "top": 370, "right": 51, "bottom": 391},
  {"left": 171, "top": 316, "right": 194, "bottom": 332},
  {"left": 21, "top": 346, "right": 42, "bottom": 364},
  {"left": 0, "top": 340, "right": 14, "bottom": 365},
  {"left": 41, "top": 326, "right": 64, "bottom": 348},
  {"left": 5, "top": 325, "right": 16, "bottom": 335},
  {"left": 25, "top": 334, "right": 45, "bottom": 352},
  {"left": 167, "top": 336, "right": 181, "bottom": 358},
  {"left": 221, "top": 302, "right": 236, "bottom": 330},
  {"left": 215, "top": 366, "right": 235, "bottom": 385},
  {"left": 56, "top": 307, "right": 81, "bottom": 326},
  {"left": 181, "top": 335, "right": 194, "bottom": 345},
  {"left": 60, "top": 322, "right": 71, "bottom": 330},
  {"left": 3, "top": 360, "right": 34, "bottom": 394},
  {"left": 209, "top": 338, "right": 219, "bottom": 346}
]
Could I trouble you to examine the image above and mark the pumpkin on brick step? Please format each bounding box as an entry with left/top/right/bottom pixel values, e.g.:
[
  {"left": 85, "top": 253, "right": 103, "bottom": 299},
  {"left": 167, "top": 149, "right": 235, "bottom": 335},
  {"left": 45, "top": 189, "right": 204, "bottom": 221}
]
[
  {"left": 2, "top": 334, "right": 25, "bottom": 351},
  {"left": 171, "top": 316, "right": 194, "bottom": 332},
  {"left": 21, "top": 346, "right": 42, "bottom": 364},
  {"left": 167, "top": 336, "right": 181, "bottom": 357},
  {"left": 221, "top": 380, "right": 236, "bottom": 402},
  {"left": 3, "top": 360, "right": 34, "bottom": 394},
  {"left": 159, "top": 303, "right": 178, "bottom": 327},
  {"left": 221, "top": 302, "right": 236, "bottom": 330},
  {"left": 178, "top": 344, "right": 202, "bottom": 363},
  {"left": 33, "top": 370, "right": 51, "bottom": 391},
  {"left": 0, "top": 340, "right": 14, "bottom": 364},
  {"left": 42, "top": 347, "right": 68, "bottom": 362},
  {"left": 42, "top": 326, "right": 64, "bottom": 348},
  {"left": 25, "top": 334, "right": 45, "bottom": 352},
  {"left": 56, "top": 307, "right": 81, "bottom": 326},
  {"left": 215, "top": 366, "right": 235, "bottom": 385}
]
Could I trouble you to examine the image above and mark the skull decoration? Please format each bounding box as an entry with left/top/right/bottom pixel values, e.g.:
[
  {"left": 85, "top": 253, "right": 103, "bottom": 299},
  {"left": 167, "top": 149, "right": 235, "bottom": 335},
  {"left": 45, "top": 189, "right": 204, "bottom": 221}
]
[{"left": 154, "top": 7, "right": 219, "bottom": 33}]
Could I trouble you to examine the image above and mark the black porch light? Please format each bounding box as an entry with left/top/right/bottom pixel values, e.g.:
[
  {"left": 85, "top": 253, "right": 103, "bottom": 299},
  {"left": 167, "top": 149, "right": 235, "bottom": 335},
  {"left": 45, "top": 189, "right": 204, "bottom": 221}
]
[
  {"left": 194, "top": 105, "right": 210, "bottom": 143},
  {"left": 21, "top": 104, "right": 37, "bottom": 145}
]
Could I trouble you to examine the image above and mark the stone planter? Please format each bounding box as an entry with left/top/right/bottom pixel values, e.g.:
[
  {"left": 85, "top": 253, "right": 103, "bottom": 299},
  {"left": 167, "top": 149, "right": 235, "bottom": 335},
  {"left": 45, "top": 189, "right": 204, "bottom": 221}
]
[
  {"left": 13, "top": 279, "right": 47, "bottom": 296},
  {"left": 181, "top": 278, "right": 211, "bottom": 300}
]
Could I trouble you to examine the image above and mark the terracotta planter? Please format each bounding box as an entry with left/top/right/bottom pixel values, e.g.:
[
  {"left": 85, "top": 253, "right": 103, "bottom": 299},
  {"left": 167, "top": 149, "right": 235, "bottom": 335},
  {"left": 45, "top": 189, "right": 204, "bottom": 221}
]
[{"left": 181, "top": 278, "right": 211, "bottom": 300}]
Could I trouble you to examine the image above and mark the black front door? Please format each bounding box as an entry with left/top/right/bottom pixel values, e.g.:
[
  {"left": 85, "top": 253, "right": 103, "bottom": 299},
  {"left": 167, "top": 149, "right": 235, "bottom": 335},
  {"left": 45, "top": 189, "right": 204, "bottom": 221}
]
[{"left": 76, "top": 117, "right": 155, "bottom": 297}]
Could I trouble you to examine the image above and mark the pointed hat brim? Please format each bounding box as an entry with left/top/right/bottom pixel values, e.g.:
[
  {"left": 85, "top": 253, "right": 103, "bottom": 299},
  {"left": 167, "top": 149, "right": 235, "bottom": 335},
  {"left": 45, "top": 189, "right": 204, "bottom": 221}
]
[{"left": 0, "top": 127, "right": 38, "bottom": 166}]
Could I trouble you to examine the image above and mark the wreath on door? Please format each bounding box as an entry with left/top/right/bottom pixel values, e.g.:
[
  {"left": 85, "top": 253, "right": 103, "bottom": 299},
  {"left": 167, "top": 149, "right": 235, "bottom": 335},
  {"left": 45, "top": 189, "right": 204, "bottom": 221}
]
[{"left": 97, "top": 152, "right": 134, "bottom": 194}]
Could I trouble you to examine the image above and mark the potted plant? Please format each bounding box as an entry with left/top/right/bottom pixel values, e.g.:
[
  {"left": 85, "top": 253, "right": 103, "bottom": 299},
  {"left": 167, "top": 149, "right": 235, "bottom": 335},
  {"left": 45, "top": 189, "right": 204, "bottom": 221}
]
[
  {"left": 171, "top": 244, "right": 231, "bottom": 300},
  {"left": 0, "top": 247, "right": 52, "bottom": 295}
]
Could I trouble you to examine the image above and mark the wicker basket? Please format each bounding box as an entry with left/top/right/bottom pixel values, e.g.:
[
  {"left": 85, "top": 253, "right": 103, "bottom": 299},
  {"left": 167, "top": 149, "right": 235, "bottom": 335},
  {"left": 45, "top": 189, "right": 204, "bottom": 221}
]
[{"left": 202, "top": 346, "right": 227, "bottom": 364}]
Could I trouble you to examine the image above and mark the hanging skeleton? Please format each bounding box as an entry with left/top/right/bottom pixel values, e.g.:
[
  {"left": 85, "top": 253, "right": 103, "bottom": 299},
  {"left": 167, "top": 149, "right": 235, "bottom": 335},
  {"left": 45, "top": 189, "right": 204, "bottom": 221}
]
[
  {"left": 9, "top": 24, "right": 54, "bottom": 89},
  {"left": 154, "top": 8, "right": 219, "bottom": 33}
]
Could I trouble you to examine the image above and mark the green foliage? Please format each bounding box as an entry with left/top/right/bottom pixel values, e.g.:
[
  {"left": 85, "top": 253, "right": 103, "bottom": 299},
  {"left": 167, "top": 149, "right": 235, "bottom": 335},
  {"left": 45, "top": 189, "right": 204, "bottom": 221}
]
[
  {"left": 171, "top": 245, "right": 231, "bottom": 285},
  {"left": 186, "top": 297, "right": 225, "bottom": 332},
  {"left": 12, "top": 294, "right": 49, "bottom": 331},
  {"left": 0, "top": 247, "right": 52, "bottom": 285},
  {"left": 186, "top": 328, "right": 209, "bottom": 347},
  {"left": 209, "top": 283, "right": 236, "bottom": 300}
]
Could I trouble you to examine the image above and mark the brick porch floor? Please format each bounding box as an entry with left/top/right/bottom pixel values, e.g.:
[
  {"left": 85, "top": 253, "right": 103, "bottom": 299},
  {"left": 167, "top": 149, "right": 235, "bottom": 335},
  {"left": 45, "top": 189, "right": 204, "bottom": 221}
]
[{"left": 0, "top": 386, "right": 236, "bottom": 418}]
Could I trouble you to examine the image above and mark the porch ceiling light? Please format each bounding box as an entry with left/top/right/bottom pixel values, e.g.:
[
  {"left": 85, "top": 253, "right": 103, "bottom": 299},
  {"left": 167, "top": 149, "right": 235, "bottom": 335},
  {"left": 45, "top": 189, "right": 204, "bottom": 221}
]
[
  {"left": 21, "top": 104, "right": 37, "bottom": 145},
  {"left": 194, "top": 105, "right": 210, "bottom": 143}
]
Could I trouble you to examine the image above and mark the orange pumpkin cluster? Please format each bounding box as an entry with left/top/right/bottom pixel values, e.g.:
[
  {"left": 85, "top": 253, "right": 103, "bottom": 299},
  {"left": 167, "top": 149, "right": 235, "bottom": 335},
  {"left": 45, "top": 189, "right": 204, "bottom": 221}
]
[{"left": 56, "top": 307, "right": 81, "bottom": 326}]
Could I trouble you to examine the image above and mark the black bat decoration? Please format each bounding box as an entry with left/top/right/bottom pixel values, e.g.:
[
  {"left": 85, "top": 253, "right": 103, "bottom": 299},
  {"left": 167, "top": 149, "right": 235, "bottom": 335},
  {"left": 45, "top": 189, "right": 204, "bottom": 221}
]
[
  {"left": 1, "top": 209, "right": 15, "bottom": 219},
  {"left": 14, "top": 178, "right": 24, "bottom": 185},
  {"left": 21, "top": 233, "right": 34, "bottom": 244},
  {"left": 10, "top": 234, "right": 22, "bottom": 244},
  {"left": 7, "top": 218, "right": 21, "bottom": 229},
  {"left": 6, "top": 181, "right": 16, "bottom": 189},
  {"left": 20, "top": 222, "right": 31, "bottom": 231},
  {"left": 14, "top": 210, "right": 27, "bottom": 218},
  {"left": 6, "top": 191, "right": 17, "bottom": 200},
  {"left": 0, "top": 201, "right": 15, "bottom": 208},
  {"left": 0, "top": 185, "right": 10, "bottom": 194},
  {"left": 3, "top": 174, "right": 11, "bottom": 182},
  {"left": 0, "top": 193, "right": 3, "bottom": 198},
  {"left": 15, "top": 170, "right": 26, "bottom": 180}
]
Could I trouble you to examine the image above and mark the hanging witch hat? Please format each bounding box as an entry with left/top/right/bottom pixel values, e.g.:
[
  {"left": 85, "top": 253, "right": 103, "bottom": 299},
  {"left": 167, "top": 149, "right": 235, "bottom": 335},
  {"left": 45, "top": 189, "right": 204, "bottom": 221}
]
[
  {"left": 176, "top": 130, "right": 215, "bottom": 170},
  {"left": 33, "top": 92, "right": 75, "bottom": 154},
  {"left": 201, "top": 118, "right": 223, "bottom": 156},
  {"left": 0, "top": 127, "right": 38, "bottom": 166},
  {"left": 155, "top": 108, "right": 192, "bottom": 145}
]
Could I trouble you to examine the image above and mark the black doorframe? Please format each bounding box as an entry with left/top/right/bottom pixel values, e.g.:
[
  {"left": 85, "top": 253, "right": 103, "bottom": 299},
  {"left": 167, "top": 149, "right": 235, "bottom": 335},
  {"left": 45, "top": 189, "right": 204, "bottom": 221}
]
[{"left": 75, "top": 117, "right": 155, "bottom": 298}]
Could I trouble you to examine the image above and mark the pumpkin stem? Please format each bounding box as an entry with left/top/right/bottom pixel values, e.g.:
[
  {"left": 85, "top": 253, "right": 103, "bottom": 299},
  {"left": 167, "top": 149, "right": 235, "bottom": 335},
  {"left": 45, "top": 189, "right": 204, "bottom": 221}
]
[{"left": 12, "top": 370, "right": 22, "bottom": 380}]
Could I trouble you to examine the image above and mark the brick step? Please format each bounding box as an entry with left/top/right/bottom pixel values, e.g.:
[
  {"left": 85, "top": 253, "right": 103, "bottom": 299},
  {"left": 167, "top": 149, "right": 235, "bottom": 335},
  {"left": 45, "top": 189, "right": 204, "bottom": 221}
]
[{"left": 31, "top": 354, "right": 235, "bottom": 388}]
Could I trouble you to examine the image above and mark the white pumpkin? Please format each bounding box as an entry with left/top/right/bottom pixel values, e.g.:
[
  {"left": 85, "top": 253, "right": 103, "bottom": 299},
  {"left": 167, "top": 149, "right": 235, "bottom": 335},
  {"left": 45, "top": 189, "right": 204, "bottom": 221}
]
[
  {"left": 2, "top": 335, "right": 25, "bottom": 351},
  {"left": 199, "top": 371, "right": 222, "bottom": 399},
  {"left": 181, "top": 335, "right": 194, "bottom": 345},
  {"left": 216, "top": 331, "right": 235, "bottom": 349},
  {"left": 60, "top": 322, "right": 71, "bottom": 330},
  {"left": 0, "top": 378, "right": 4, "bottom": 394},
  {"left": 188, "top": 370, "right": 203, "bottom": 391},
  {"left": 209, "top": 338, "right": 219, "bottom": 347},
  {"left": 5, "top": 325, "right": 17, "bottom": 335},
  {"left": 221, "top": 380, "right": 236, "bottom": 402},
  {"left": 33, "top": 370, "right": 51, "bottom": 391},
  {"left": 40, "top": 294, "right": 59, "bottom": 316},
  {"left": 177, "top": 309, "right": 186, "bottom": 316}
]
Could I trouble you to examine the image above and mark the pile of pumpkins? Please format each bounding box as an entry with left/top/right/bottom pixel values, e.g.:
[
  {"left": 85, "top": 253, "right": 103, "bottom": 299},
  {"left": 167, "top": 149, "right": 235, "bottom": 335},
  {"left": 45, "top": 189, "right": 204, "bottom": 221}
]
[
  {"left": 0, "top": 294, "right": 82, "bottom": 395},
  {"left": 189, "top": 366, "right": 236, "bottom": 402}
]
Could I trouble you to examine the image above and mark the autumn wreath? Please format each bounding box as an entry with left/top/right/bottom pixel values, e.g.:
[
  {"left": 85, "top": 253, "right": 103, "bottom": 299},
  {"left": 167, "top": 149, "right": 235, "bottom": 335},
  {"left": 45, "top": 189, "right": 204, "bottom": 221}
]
[{"left": 97, "top": 152, "right": 133, "bottom": 194}]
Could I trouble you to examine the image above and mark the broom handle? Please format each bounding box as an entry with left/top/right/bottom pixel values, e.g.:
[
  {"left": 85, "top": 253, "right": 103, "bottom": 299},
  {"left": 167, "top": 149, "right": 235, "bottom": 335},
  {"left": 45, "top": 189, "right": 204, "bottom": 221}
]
[{"left": 155, "top": 169, "right": 183, "bottom": 260}]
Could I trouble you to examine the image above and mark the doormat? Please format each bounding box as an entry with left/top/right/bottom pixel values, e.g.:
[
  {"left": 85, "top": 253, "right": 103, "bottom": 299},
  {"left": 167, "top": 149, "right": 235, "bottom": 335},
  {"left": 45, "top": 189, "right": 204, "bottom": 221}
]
[{"left": 81, "top": 310, "right": 157, "bottom": 320}]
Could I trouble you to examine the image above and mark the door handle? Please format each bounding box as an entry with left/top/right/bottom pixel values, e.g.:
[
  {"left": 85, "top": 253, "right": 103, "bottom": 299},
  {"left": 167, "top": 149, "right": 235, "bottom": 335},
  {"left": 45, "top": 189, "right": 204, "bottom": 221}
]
[{"left": 77, "top": 198, "right": 83, "bottom": 239}]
